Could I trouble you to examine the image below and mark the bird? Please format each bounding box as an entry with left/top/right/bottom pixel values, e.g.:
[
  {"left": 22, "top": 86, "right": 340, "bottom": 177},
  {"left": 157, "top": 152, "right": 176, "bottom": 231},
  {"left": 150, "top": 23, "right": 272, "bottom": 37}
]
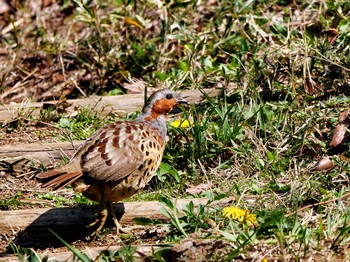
[{"left": 36, "top": 88, "right": 187, "bottom": 235}]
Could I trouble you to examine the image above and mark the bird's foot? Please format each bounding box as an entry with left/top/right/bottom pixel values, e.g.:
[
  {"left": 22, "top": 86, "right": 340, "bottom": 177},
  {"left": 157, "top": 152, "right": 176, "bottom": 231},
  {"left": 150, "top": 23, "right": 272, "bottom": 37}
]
[
  {"left": 87, "top": 207, "right": 108, "bottom": 237},
  {"left": 112, "top": 217, "right": 130, "bottom": 234},
  {"left": 107, "top": 202, "right": 131, "bottom": 234}
]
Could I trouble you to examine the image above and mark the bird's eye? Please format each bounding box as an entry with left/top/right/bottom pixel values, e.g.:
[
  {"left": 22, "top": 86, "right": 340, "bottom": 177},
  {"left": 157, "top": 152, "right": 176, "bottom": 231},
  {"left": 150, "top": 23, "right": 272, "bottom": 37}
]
[{"left": 166, "top": 94, "right": 173, "bottom": 99}]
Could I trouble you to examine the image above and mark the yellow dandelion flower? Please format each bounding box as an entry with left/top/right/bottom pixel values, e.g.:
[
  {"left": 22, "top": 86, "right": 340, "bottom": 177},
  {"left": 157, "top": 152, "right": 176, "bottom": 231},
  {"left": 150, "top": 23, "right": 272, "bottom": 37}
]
[
  {"left": 245, "top": 212, "right": 258, "bottom": 227},
  {"left": 223, "top": 206, "right": 245, "bottom": 220},
  {"left": 222, "top": 206, "right": 258, "bottom": 227},
  {"left": 170, "top": 119, "right": 191, "bottom": 128}
]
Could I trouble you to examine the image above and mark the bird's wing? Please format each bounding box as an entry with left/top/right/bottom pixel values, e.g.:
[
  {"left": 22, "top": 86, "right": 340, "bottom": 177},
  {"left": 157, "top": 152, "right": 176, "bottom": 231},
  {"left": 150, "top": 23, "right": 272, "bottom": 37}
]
[{"left": 79, "top": 122, "right": 164, "bottom": 182}]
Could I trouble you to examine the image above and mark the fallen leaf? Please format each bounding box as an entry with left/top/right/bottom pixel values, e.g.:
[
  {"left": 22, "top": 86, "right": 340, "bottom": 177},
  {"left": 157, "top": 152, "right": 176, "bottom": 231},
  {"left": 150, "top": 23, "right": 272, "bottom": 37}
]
[
  {"left": 312, "top": 157, "right": 334, "bottom": 171},
  {"left": 338, "top": 109, "right": 350, "bottom": 123},
  {"left": 52, "top": 72, "right": 65, "bottom": 85},
  {"left": 322, "top": 28, "right": 338, "bottom": 43},
  {"left": 305, "top": 77, "right": 320, "bottom": 95},
  {"left": 124, "top": 17, "right": 144, "bottom": 29},
  {"left": 329, "top": 124, "right": 347, "bottom": 147},
  {"left": 41, "top": 97, "right": 72, "bottom": 114},
  {"left": 0, "top": 0, "right": 10, "bottom": 14},
  {"left": 329, "top": 109, "right": 349, "bottom": 147},
  {"left": 42, "top": 0, "right": 53, "bottom": 8}
]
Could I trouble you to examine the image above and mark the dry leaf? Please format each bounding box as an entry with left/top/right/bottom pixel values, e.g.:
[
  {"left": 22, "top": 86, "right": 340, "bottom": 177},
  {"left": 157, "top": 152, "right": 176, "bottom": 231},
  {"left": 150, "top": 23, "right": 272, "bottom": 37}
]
[
  {"left": 124, "top": 17, "right": 144, "bottom": 29},
  {"left": 312, "top": 157, "right": 334, "bottom": 171},
  {"left": 52, "top": 72, "right": 65, "bottom": 85},
  {"left": 0, "top": 0, "right": 10, "bottom": 14},
  {"left": 42, "top": 0, "right": 53, "bottom": 8},
  {"left": 338, "top": 109, "right": 350, "bottom": 123},
  {"left": 322, "top": 28, "right": 338, "bottom": 43},
  {"left": 329, "top": 124, "right": 347, "bottom": 147},
  {"left": 305, "top": 77, "right": 319, "bottom": 95},
  {"left": 329, "top": 109, "right": 349, "bottom": 147},
  {"left": 41, "top": 97, "right": 72, "bottom": 114}
]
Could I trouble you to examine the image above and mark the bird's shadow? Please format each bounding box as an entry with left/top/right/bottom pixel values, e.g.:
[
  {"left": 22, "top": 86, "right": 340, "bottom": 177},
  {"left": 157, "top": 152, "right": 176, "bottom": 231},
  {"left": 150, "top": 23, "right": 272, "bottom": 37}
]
[{"left": 4, "top": 203, "right": 126, "bottom": 254}]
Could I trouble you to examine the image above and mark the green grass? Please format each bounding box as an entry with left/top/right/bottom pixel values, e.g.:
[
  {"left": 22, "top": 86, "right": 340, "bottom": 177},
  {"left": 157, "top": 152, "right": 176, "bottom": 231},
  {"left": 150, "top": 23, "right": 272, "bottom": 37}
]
[{"left": 1, "top": 0, "right": 350, "bottom": 260}]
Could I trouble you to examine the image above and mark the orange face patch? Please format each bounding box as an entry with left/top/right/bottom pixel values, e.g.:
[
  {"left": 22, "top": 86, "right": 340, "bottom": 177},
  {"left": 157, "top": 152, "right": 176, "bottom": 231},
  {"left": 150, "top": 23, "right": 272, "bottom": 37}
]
[
  {"left": 153, "top": 98, "right": 177, "bottom": 113},
  {"left": 145, "top": 98, "right": 178, "bottom": 121}
]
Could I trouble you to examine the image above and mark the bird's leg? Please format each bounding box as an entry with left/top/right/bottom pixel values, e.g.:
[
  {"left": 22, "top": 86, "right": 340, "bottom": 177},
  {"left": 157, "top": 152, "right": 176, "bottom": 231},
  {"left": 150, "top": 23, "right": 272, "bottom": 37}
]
[
  {"left": 88, "top": 201, "right": 109, "bottom": 236},
  {"left": 106, "top": 201, "right": 130, "bottom": 234}
]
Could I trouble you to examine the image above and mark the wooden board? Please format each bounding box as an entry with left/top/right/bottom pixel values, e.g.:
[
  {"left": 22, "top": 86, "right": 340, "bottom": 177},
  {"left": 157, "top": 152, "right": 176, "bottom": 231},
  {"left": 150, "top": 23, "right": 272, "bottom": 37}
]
[
  {"left": 1, "top": 244, "right": 164, "bottom": 262},
  {"left": 0, "top": 197, "right": 233, "bottom": 234},
  {"left": 0, "top": 240, "right": 215, "bottom": 262},
  {"left": 0, "top": 197, "right": 234, "bottom": 252},
  {"left": 0, "top": 141, "right": 84, "bottom": 170}
]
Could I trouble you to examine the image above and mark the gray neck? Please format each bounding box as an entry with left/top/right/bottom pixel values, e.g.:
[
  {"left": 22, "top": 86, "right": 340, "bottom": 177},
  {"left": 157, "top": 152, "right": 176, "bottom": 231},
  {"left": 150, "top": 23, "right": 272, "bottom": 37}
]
[{"left": 136, "top": 114, "right": 167, "bottom": 142}]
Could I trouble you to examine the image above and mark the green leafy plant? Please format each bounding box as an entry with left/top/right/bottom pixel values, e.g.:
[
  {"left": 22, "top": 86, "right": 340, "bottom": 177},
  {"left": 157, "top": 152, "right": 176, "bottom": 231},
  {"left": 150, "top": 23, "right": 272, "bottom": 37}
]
[{"left": 0, "top": 192, "right": 23, "bottom": 210}]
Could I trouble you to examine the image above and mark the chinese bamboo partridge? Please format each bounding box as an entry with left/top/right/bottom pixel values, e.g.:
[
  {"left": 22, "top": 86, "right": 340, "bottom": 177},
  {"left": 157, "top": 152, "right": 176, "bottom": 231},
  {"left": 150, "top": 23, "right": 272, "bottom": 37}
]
[{"left": 37, "top": 89, "right": 187, "bottom": 235}]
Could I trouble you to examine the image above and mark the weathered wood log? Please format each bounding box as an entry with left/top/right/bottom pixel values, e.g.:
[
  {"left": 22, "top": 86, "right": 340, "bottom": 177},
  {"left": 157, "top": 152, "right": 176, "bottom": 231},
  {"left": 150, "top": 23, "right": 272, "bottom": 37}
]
[
  {"left": 0, "top": 198, "right": 233, "bottom": 252},
  {"left": 0, "top": 197, "right": 233, "bottom": 235},
  {"left": 0, "top": 141, "right": 84, "bottom": 171},
  {"left": 0, "top": 141, "right": 84, "bottom": 161},
  {"left": 1, "top": 239, "right": 215, "bottom": 262},
  {"left": 0, "top": 88, "right": 224, "bottom": 122},
  {"left": 41, "top": 244, "right": 175, "bottom": 262},
  {"left": 28, "top": 244, "right": 175, "bottom": 262},
  {"left": 1, "top": 244, "right": 167, "bottom": 262},
  {"left": 0, "top": 94, "right": 143, "bottom": 122}
]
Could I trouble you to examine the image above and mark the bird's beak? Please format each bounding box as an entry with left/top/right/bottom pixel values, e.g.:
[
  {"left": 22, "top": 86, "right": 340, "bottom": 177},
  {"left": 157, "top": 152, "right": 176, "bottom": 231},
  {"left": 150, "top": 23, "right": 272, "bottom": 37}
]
[{"left": 175, "top": 95, "right": 188, "bottom": 105}]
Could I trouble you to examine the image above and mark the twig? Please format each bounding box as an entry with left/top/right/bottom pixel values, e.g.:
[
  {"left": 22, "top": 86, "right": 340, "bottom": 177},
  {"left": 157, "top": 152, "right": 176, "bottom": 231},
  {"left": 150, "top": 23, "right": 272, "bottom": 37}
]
[{"left": 70, "top": 77, "right": 87, "bottom": 97}]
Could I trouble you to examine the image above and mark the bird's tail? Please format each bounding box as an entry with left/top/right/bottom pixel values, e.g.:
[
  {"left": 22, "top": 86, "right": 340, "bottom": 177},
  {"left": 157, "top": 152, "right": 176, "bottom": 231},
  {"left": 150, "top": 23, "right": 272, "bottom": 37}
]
[{"left": 37, "top": 167, "right": 83, "bottom": 190}]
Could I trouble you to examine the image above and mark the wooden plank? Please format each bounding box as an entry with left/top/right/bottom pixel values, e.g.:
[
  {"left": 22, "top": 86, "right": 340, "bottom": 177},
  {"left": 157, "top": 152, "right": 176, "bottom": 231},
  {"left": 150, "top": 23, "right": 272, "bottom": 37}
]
[
  {"left": 33, "top": 244, "right": 176, "bottom": 261},
  {"left": 0, "top": 241, "right": 209, "bottom": 262},
  {"left": 0, "top": 88, "right": 224, "bottom": 122},
  {"left": 0, "top": 94, "right": 143, "bottom": 122},
  {"left": 0, "top": 197, "right": 233, "bottom": 235},
  {"left": 0, "top": 198, "right": 233, "bottom": 253},
  {"left": 0, "top": 141, "right": 84, "bottom": 170}
]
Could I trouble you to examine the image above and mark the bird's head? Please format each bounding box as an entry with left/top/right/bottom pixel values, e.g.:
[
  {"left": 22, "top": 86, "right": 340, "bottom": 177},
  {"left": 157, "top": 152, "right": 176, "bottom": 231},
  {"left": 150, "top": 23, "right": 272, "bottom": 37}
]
[{"left": 141, "top": 89, "right": 187, "bottom": 121}]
